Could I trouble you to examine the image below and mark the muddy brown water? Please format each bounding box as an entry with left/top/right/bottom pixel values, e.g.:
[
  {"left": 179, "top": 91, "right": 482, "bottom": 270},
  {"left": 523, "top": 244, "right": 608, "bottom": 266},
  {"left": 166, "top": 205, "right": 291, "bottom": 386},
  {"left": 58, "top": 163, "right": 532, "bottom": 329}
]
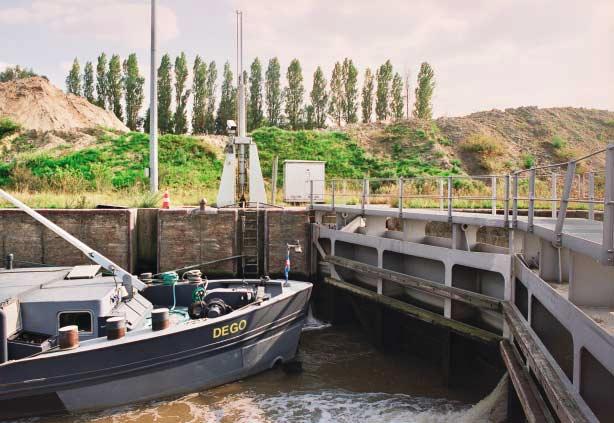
[{"left": 26, "top": 324, "right": 492, "bottom": 423}]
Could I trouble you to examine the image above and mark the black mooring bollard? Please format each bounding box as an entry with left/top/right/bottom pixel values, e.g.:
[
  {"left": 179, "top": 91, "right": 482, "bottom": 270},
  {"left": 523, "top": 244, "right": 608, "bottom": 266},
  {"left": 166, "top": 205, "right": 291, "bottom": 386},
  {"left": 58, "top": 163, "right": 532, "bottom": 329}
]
[{"left": 4, "top": 254, "right": 13, "bottom": 270}]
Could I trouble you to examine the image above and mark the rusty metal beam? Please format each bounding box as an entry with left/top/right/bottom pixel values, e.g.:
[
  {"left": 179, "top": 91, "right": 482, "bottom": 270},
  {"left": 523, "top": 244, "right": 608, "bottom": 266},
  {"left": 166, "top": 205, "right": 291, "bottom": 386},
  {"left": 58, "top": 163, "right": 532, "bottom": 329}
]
[
  {"left": 323, "top": 276, "right": 502, "bottom": 344},
  {"left": 500, "top": 340, "right": 555, "bottom": 423},
  {"left": 502, "top": 302, "right": 591, "bottom": 423},
  {"left": 325, "top": 255, "right": 501, "bottom": 311}
]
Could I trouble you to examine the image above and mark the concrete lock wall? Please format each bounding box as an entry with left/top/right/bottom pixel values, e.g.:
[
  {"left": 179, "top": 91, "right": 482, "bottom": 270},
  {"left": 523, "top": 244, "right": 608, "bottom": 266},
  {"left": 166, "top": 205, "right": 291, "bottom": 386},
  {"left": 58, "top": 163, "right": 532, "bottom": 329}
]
[
  {"left": 265, "top": 209, "right": 311, "bottom": 279},
  {"left": 156, "top": 208, "right": 311, "bottom": 278},
  {"left": 157, "top": 209, "right": 238, "bottom": 275},
  {"left": 0, "top": 207, "right": 311, "bottom": 279},
  {"left": 0, "top": 209, "right": 137, "bottom": 272}
]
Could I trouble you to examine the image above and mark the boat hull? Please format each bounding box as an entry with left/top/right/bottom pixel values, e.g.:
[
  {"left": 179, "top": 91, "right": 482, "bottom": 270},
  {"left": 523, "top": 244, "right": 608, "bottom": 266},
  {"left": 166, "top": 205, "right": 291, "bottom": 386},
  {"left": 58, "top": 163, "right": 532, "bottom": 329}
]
[{"left": 0, "top": 282, "right": 311, "bottom": 420}]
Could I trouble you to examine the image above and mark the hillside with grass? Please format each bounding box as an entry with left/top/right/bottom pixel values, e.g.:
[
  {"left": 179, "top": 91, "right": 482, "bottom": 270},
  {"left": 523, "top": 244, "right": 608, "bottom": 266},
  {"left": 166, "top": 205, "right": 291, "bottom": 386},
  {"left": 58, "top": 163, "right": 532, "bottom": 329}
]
[
  {"left": 348, "top": 106, "right": 614, "bottom": 175},
  {"left": 1, "top": 106, "right": 613, "bottom": 208}
]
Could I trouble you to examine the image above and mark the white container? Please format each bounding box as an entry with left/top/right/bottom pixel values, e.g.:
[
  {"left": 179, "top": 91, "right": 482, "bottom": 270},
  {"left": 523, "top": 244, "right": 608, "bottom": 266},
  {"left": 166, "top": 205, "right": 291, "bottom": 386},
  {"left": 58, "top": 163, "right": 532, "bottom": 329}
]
[{"left": 283, "top": 160, "right": 325, "bottom": 203}]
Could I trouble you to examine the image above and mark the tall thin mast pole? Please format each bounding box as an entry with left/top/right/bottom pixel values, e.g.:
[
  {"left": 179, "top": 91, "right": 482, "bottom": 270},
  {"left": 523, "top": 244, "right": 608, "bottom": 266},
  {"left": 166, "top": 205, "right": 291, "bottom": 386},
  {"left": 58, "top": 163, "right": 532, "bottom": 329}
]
[{"left": 149, "top": 0, "right": 159, "bottom": 193}]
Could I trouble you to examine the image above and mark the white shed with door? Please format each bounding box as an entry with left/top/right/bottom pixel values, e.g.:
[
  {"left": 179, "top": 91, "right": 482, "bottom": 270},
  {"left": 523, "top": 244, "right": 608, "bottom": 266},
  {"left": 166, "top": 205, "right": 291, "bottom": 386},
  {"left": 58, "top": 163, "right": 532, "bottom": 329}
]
[{"left": 283, "top": 160, "right": 325, "bottom": 203}]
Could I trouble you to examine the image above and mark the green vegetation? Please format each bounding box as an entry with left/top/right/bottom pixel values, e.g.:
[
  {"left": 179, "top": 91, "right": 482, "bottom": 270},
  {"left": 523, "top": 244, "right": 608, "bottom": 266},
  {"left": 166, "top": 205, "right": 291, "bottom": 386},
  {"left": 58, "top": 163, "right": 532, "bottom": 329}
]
[
  {"left": 216, "top": 62, "right": 236, "bottom": 134},
  {"left": 459, "top": 133, "right": 506, "bottom": 172},
  {"left": 522, "top": 153, "right": 535, "bottom": 169},
  {"left": 0, "top": 65, "right": 38, "bottom": 82},
  {"left": 0, "top": 118, "right": 21, "bottom": 139},
  {"left": 375, "top": 60, "right": 393, "bottom": 121},
  {"left": 265, "top": 58, "right": 282, "bottom": 127},
  {"left": 460, "top": 133, "right": 502, "bottom": 155},
  {"left": 173, "top": 52, "right": 189, "bottom": 134},
  {"left": 248, "top": 58, "right": 264, "bottom": 131},
  {"left": 361, "top": 68, "right": 374, "bottom": 123},
  {"left": 67, "top": 52, "right": 439, "bottom": 132},
  {"left": 413, "top": 62, "right": 435, "bottom": 120},
  {"left": 253, "top": 126, "right": 458, "bottom": 180},
  {"left": 391, "top": 72, "right": 404, "bottom": 120},
  {"left": 1, "top": 126, "right": 460, "bottom": 199},
  {"left": 65, "top": 58, "right": 81, "bottom": 96},
  {"left": 551, "top": 135, "right": 566, "bottom": 149},
  {"left": 342, "top": 58, "right": 359, "bottom": 124},
  {"left": 328, "top": 62, "right": 343, "bottom": 126},
  {"left": 310, "top": 66, "right": 328, "bottom": 129},
  {"left": 124, "top": 54, "right": 145, "bottom": 131},
  {"left": 0, "top": 132, "right": 221, "bottom": 191},
  {"left": 284, "top": 59, "right": 305, "bottom": 129}
]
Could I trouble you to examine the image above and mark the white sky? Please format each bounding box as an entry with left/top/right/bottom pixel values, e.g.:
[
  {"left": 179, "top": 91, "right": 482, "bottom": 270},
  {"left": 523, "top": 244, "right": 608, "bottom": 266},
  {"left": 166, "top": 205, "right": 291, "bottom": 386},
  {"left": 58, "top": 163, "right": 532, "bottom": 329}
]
[{"left": 0, "top": 0, "right": 612, "bottom": 117}]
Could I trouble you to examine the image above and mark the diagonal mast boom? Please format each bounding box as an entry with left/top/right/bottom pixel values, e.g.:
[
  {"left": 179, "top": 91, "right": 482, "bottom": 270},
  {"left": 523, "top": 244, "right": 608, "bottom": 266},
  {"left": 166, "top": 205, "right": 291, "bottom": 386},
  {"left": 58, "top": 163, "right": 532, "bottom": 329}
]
[{"left": 0, "top": 189, "right": 145, "bottom": 291}]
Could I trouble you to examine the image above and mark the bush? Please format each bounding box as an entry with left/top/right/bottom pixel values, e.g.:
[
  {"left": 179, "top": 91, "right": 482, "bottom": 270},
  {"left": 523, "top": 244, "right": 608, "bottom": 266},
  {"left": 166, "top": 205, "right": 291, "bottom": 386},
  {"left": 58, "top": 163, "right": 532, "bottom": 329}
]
[
  {"left": 459, "top": 134, "right": 505, "bottom": 172},
  {"left": 522, "top": 154, "right": 535, "bottom": 169},
  {"left": 131, "top": 191, "right": 162, "bottom": 208},
  {"left": 0, "top": 118, "right": 21, "bottom": 139},
  {"left": 551, "top": 135, "right": 566, "bottom": 149},
  {"left": 460, "top": 134, "right": 503, "bottom": 155}
]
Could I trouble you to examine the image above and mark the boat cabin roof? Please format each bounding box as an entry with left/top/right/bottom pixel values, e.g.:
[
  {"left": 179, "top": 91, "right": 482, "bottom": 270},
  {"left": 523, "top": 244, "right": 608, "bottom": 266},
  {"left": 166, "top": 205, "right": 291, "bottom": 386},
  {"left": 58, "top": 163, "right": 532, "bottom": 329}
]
[
  {"left": 0, "top": 266, "right": 117, "bottom": 304},
  {"left": 0, "top": 265, "right": 137, "bottom": 339}
]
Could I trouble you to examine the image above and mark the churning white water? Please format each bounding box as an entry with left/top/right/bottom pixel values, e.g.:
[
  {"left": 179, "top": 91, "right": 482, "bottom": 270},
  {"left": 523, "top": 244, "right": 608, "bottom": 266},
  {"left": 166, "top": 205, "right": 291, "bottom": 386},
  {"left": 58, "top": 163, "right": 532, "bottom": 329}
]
[
  {"left": 28, "top": 326, "right": 507, "bottom": 423},
  {"left": 302, "top": 305, "right": 332, "bottom": 332}
]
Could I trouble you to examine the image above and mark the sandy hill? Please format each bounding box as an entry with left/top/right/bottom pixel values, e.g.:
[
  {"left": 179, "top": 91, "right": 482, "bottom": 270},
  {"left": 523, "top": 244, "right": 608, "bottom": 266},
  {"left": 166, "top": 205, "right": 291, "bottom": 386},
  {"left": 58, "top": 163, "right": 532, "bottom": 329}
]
[
  {"left": 0, "top": 77, "right": 127, "bottom": 132},
  {"left": 347, "top": 106, "right": 614, "bottom": 174}
]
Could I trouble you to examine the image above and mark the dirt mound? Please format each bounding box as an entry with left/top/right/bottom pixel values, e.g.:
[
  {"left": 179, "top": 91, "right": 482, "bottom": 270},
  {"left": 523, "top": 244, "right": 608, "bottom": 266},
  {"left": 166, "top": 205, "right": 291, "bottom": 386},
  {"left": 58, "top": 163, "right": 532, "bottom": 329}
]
[
  {"left": 0, "top": 77, "right": 128, "bottom": 132},
  {"left": 348, "top": 107, "right": 614, "bottom": 175}
]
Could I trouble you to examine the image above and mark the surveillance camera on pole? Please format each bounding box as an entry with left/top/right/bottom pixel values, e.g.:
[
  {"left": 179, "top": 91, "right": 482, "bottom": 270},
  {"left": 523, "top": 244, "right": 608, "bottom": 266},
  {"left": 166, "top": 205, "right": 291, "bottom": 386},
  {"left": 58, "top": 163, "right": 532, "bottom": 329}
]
[{"left": 216, "top": 11, "right": 267, "bottom": 207}]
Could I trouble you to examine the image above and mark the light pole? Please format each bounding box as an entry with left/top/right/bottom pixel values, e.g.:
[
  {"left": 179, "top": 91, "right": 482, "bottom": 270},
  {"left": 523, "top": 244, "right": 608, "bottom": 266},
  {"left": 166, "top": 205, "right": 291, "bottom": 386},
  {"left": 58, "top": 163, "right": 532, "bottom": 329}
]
[{"left": 149, "top": 0, "right": 158, "bottom": 193}]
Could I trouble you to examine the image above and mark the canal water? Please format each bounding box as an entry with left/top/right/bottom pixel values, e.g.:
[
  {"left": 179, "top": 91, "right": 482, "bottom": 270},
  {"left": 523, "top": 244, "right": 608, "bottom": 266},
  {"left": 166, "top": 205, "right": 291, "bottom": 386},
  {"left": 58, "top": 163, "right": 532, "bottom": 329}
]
[{"left": 30, "top": 321, "right": 506, "bottom": 423}]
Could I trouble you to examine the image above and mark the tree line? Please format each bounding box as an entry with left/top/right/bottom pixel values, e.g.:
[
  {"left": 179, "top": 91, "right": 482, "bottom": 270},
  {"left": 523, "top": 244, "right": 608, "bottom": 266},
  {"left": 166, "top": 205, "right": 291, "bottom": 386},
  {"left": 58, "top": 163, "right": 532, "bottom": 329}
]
[{"left": 66, "top": 53, "right": 436, "bottom": 134}]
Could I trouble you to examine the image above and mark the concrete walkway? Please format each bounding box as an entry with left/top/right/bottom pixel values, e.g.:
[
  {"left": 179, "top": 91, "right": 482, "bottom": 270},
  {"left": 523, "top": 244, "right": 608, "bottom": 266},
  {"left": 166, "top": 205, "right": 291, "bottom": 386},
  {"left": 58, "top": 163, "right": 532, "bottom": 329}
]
[{"left": 313, "top": 204, "right": 608, "bottom": 263}]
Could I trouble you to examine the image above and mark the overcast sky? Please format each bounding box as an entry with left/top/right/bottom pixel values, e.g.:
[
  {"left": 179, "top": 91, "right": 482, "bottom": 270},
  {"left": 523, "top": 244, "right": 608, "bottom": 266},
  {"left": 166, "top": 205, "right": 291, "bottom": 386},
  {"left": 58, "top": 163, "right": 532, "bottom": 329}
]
[{"left": 0, "top": 0, "right": 612, "bottom": 117}]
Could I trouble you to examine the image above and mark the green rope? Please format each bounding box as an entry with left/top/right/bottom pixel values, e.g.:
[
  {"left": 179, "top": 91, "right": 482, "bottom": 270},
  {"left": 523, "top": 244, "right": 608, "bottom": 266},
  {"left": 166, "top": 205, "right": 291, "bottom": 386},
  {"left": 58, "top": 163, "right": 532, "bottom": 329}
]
[{"left": 159, "top": 271, "right": 180, "bottom": 311}]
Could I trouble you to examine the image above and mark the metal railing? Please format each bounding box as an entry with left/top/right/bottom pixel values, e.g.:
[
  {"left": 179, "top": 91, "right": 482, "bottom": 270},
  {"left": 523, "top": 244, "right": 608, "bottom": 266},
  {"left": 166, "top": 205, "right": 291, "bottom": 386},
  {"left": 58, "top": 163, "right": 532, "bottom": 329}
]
[{"left": 309, "top": 143, "right": 614, "bottom": 265}]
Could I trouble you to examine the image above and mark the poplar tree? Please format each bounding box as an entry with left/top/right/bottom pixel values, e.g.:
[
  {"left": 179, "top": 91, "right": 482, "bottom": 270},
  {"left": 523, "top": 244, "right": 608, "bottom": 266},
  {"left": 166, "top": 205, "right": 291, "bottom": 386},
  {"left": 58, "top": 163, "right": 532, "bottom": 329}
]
[
  {"left": 192, "top": 55, "right": 207, "bottom": 134},
  {"left": 204, "top": 61, "right": 217, "bottom": 133},
  {"left": 391, "top": 72, "right": 404, "bottom": 120},
  {"left": 342, "top": 58, "right": 358, "bottom": 124},
  {"left": 215, "top": 62, "right": 236, "bottom": 134},
  {"left": 265, "top": 57, "right": 282, "bottom": 127},
  {"left": 95, "top": 53, "right": 108, "bottom": 109},
  {"left": 361, "top": 68, "right": 374, "bottom": 123},
  {"left": 83, "top": 61, "right": 95, "bottom": 103},
  {"left": 157, "top": 54, "right": 173, "bottom": 134},
  {"left": 173, "top": 52, "right": 190, "bottom": 134},
  {"left": 375, "top": 60, "right": 393, "bottom": 121},
  {"left": 310, "top": 66, "right": 328, "bottom": 128},
  {"left": 413, "top": 62, "right": 435, "bottom": 120},
  {"left": 328, "top": 62, "right": 343, "bottom": 126},
  {"left": 66, "top": 58, "right": 81, "bottom": 96},
  {"left": 107, "top": 54, "right": 123, "bottom": 121},
  {"left": 248, "top": 58, "right": 264, "bottom": 131},
  {"left": 284, "top": 59, "right": 304, "bottom": 129},
  {"left": 123, "top": 53, "right": 144, "bottom": 131},
  {"left": 304, "top": 105, "right": 315, "bottom": 129}
]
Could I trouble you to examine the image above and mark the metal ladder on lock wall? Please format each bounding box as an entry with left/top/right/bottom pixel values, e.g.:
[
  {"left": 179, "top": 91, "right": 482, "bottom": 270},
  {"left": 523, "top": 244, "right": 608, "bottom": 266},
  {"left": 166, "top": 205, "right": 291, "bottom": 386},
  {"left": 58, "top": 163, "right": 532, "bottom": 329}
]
[{"left": 241, "top": 207, "right": 260, "bottom": 276}]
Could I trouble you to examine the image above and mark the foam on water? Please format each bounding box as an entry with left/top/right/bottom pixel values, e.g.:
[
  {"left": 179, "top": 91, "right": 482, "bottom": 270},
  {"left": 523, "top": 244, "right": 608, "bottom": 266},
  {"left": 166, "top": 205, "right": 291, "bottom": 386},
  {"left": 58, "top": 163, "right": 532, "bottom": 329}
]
[
  {"left": 302, "top": 306, "right": 332, "bottom": 332},
  {"left": 61, "top": 375, "right": 506, "bottom": 423},
  {"left": 20, "top": 326, "right": 507, "bottom": 423}
]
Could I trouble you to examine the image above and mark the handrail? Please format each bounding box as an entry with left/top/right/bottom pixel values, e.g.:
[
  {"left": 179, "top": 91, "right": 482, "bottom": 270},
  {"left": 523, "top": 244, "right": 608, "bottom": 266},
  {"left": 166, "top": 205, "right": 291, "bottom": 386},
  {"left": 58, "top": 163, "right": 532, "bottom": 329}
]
[{"left": 309, "top": 142, "right": 614, "bottom": 265}]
